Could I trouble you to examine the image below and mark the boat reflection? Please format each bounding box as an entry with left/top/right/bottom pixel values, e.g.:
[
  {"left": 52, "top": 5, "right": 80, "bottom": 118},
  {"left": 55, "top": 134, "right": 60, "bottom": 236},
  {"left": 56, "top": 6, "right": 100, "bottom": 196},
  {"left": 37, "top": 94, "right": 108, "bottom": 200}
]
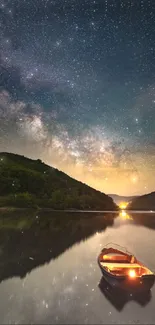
[{"left": 98, "top": 276, "right": 152, "bottom": 311}]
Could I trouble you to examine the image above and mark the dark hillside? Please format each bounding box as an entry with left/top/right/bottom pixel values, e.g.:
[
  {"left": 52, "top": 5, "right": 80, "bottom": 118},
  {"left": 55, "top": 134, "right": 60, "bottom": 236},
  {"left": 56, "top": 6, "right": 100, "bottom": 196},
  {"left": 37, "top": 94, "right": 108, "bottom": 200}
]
[
  {"left": 128, "top": 192, "right": 155, "bottom": 211},
  {"left": 0, "top": 152, "right": 117, "bottom": 210}
]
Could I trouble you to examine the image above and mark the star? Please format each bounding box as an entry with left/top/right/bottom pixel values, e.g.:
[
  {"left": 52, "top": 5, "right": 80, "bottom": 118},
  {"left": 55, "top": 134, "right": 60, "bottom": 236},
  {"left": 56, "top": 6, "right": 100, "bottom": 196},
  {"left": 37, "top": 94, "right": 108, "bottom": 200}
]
[
  {"left": 0, "top": 0, "right": 155, "bottom": 197},
  {"left": 56, "top": 40, "right": 62, "bottom": 46}
]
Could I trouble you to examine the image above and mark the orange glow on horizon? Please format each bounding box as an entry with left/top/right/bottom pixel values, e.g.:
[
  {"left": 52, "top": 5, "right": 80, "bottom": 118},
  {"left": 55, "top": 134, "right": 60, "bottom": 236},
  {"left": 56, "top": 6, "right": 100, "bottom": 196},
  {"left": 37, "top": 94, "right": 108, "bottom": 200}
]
[{"left": 119, "top": 202, "right": 128, "bottom": 209}]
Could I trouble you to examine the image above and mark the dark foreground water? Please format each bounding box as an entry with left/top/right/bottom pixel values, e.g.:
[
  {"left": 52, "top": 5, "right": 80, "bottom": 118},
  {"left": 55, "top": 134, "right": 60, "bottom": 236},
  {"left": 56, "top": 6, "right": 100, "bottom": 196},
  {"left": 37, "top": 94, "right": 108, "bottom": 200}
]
[{"left": 0, "top": 209, "right": 155, "bottom": 324}]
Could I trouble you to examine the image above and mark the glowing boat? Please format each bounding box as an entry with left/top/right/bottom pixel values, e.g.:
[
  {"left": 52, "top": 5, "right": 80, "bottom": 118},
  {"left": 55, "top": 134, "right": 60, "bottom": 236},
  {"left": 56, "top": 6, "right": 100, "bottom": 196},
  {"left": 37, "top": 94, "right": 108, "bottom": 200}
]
[{"left": 98, "top": 244, "right": 155, "bottom": 291}]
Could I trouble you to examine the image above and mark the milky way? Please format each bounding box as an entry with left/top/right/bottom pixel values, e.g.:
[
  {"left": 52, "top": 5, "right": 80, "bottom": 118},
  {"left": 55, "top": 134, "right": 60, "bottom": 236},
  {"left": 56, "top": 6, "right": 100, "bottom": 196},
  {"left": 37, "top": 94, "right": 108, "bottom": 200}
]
[{"left": 0, "top": 0, "right": 155, "bottom": 195}]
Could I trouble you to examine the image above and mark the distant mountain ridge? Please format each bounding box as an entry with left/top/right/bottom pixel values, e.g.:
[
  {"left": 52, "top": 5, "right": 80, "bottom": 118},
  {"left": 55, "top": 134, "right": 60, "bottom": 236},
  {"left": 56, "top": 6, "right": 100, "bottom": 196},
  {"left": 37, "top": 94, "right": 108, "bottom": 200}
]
[
  {"left": 128, "top": 191, "right": 155, "bottom": 210},
  {"left": 0, "top": 152, "right": 117, "bottom": 210},
  {"left": 109, "top": 194, "right": 139, "bottom": 205}
]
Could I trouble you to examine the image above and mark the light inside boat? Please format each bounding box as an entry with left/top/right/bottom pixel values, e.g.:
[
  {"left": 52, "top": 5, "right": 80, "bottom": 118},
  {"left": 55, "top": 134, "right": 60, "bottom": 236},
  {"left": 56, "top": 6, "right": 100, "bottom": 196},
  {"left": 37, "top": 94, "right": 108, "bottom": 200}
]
[{"left": 128, "top": 269, "right": 136, "bottom": 278}]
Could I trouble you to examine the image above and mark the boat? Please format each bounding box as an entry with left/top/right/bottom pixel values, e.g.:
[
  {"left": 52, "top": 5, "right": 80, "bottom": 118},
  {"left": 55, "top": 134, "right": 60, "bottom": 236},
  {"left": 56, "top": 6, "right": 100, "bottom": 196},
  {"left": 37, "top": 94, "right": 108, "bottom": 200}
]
[{"left": 98, "top": 244, "right": 155, "bottom": 291}]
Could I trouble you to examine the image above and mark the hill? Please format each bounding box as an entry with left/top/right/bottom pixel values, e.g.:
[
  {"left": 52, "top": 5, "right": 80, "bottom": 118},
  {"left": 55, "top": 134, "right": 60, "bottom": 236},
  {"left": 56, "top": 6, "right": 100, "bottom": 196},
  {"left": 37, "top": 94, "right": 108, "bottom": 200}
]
[
  {"left": 0, "top": 152, "right": 117, "bottom": 210},
  {"left": 128, "top": 192, "right": 155, "bottom": 211},
  {"left": 109, "top": 194, "right": 138, "bottom": 205}
]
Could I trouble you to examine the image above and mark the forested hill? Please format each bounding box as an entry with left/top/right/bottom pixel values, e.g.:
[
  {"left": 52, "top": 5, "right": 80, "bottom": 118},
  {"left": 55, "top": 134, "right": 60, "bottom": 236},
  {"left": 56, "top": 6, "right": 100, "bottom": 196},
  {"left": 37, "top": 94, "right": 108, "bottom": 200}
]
[
  {"left": 0, "top": 152, "right": 118, "bottom": 210},
  {"left": 128, "top": 191, "right": 155, "bottom": 211}
]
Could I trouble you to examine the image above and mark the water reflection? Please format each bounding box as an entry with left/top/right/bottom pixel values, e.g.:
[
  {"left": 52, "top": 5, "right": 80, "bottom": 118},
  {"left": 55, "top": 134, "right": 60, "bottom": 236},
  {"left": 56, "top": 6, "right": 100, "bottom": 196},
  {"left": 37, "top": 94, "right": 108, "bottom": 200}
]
[
  {"left": 99, "top": 277, "right": 152, "bottom": 311},
  {"left": 118, "top": 209, "right": 155, "bottom": 230},
  {"left": 0, "top": 209, "right": 155, "bottom": 324},
  {"left": 0, "top": 209, "right": 155, "bottom": 285},
  {"left": 0, "top": 209, "right": 117, "bottom": 283},
  {"left": 119, "top": 210, "right": 133, "bottom": 220}
]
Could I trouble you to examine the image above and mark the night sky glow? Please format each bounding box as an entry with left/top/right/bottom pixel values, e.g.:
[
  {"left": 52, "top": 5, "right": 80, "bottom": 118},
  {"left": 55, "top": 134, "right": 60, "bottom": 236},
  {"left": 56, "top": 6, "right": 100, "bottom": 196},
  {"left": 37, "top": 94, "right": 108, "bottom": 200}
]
[{"left": 0, "top": 0, "right": 155, "bottom": 196}]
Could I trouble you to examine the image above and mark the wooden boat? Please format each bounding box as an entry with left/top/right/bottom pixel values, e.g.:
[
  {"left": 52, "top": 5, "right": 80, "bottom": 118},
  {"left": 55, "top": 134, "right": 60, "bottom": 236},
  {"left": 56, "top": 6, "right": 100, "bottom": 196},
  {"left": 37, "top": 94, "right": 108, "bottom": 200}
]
[{"left": 98, "top": 244, "right": 155, "bottom": 291}]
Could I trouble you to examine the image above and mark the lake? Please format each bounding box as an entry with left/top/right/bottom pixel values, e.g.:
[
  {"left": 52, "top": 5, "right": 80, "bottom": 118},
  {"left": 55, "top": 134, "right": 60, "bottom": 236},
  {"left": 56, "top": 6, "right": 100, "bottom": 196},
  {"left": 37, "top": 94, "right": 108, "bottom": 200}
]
[{"left": 0, "top": 209, "right": 155, "bottom": 324}]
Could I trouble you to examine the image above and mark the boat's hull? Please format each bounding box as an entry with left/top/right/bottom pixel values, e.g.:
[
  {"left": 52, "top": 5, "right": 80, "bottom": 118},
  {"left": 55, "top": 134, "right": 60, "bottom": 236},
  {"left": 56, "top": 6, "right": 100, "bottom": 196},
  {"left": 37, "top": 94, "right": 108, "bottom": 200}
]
[{"left": 98, "top": 261, "right": 155, "bottom": 292}]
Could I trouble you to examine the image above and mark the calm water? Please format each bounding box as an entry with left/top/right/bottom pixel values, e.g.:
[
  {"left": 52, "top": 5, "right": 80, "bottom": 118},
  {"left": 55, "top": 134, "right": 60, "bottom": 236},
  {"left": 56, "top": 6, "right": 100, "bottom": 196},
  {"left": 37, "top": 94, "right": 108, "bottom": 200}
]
[{"left": 0, "top": 210, "right": 155, "bottom": 324}]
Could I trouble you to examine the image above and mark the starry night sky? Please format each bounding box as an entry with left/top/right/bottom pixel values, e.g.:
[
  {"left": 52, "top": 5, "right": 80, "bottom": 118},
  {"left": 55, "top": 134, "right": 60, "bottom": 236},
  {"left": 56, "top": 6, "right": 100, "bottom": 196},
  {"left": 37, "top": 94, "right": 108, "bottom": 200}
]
[{"left": 0, "top": 0, "right": 155, "bottom": 196}]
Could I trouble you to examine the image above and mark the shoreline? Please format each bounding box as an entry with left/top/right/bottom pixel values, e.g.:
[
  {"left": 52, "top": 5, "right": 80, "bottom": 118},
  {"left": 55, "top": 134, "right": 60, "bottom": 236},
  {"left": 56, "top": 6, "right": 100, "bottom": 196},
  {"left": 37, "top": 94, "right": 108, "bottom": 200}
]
[
  {"left": 0, "top": 207, "right": 119, "bottom": 213},
  {"left": 0, "top": 207, "right": 154, "bottom": 213}
]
